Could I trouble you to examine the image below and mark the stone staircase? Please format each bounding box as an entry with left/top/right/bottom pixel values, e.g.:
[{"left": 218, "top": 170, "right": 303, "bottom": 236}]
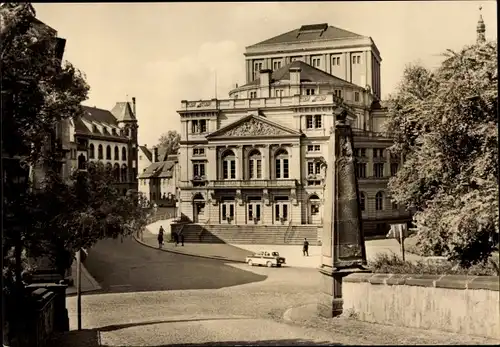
[{"left": 175, "top": 224, "right": 319, "bottom": 245}]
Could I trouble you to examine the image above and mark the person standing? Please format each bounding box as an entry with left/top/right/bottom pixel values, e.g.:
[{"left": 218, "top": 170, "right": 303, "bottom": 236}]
[
  {"left": 173, "top": 231, "right": 179, "bottom": 246},
  {"left": 303, "top": 238, "right": 309, "bottom": 256},
  {"left": 180, "top": 232, "right": 185, "bottom": 247},
  {"left": 158, "top": 226, "right": 164, "bottom": 249}
]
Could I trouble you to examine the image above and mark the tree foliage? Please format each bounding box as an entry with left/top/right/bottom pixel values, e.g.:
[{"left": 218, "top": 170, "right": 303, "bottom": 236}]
[
  {"left": 157, "top": 130, "right": 181, "bottom": 158},
  {"left": 384, "top": 41, "right": 498, "bottom": 266}
]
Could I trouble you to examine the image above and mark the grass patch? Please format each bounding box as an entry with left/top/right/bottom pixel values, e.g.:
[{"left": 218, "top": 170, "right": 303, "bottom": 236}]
[{"left": 368, "top": 252, "right": 499, "bottom": 276}]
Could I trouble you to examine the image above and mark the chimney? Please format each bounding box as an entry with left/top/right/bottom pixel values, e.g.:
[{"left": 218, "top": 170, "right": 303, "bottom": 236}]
[
  {"left": 289, "top": 67, "right": 301, "bottom": 95},
  {"left": 259, "top": 69, "right": 272, "bottom": 98},
  {"left": 153, "top": 147, "right": 159, "bottom": 162},
  {"left": 132, "top": 97, "right": 136, "bottom": 117}
]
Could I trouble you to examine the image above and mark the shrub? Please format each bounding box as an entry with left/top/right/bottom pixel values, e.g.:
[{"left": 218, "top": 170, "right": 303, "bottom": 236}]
[{"left": 368, "top": 252, "right": 499, "bottom": 276}]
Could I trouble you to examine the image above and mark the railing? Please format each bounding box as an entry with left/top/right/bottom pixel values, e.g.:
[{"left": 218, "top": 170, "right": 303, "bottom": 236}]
[
  {"left": 210, "top": 179, "right": 297, "bottom": 189},
  {"left": 198, "top": 218, "right": 210, "bottom": 242},
  {"left": 283, "top": 219, "right": 293, "bottom": 244},
  {"left": 147, "top": 210, "right": 175, "bottom": 224}
]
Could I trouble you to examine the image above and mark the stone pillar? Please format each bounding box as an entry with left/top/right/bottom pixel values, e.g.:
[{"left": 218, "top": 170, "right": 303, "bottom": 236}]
[
  {"left": 264, "top": 145, "right": 271, "bottom": 179},
  {"left": 317, "top": 107, "right": 370, "bottom": 318},
  {"left": 236, "top": 145, "right": 244, "bottom": 180},
  {"left": 207, "top": 146, "right": 217, "bottom": 181}
]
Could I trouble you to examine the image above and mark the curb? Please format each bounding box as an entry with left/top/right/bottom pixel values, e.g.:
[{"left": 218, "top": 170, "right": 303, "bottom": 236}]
[
  {"left": 66, "top": 263, "right": 102, "bottom": 296},
  {"left": 133, "top": 235, "right": 246, "bottom": 264}
]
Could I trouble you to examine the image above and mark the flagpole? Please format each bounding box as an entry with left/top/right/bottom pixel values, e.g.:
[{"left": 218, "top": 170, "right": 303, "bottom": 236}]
[{"left": 214, "top": 70, "right": 217, "bottom": 99}]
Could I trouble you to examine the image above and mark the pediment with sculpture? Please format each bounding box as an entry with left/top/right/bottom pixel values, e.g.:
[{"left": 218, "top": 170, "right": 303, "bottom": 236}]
[{"left": 207, "top": 115, "right": 300, "bottom": 139}]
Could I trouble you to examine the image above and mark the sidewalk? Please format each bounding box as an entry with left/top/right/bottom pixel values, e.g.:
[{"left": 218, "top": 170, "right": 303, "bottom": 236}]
[
  {"left": 136, "top": 220, "right": 251, "bottom": 263},
  {"left": 136, "top": 219, "right": 424, "bottom": 268},
  {"left": 66, "top": 260, "right": 102, "bottom": 295}
]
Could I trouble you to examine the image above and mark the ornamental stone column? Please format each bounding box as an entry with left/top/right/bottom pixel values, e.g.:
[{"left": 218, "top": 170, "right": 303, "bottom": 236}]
[{"left": 317, "top": 107, "right": 370, "bottom": 318}]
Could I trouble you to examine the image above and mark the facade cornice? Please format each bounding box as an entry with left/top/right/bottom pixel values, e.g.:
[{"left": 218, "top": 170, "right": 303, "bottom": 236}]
[{"left": 75, "top": 132, "right": 131, "bottom": 144}]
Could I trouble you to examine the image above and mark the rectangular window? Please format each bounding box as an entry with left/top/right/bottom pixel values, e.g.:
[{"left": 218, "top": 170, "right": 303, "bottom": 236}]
[
  {"left": 272, "top": 61, "right": 282, "bottom": 70},
  {"left": 256, "top": 204, "right": 261, "bottom": 219},
  {"left": 282, "top": 204, "right": 288, "bottom": 219},
  {"left": 357, "top": 56, "right": 361, "bottom": 64},
  {"left": 193, "top": 163, "right": 205, "bottom": 178},
  {"left": 199, "top": 120, "right": 207, "bottom": 133},
  {"left": 332, "top": 56, "right": 341, "bottom": 66},
  {"left": 315, "top": 162, "right": 321, "bottom": 174},
  {"left": 283, "top": 159, "right": 289, "bottom": 178},
  {"left": 354, "top": 92, "right": 360, "bottom": 102},
  {"left": 306, "top": 115, "right": 313, "bottom": 129},
  {"left": 275, "top": 159, "right": 281, "bottom": 178},
  {"left": 390, "top": 163, "right": 399, "bottom": 176},
  {"left": 222, "top": 205, "right": 227, "bottom": 220},
  {"left": 355, "top": 163, "right": 366, "bottom": 178},
  {"left": 275, "top": 89, "right": 284, "bottom": 97},
  {"left": 314, "top": 115, "right": 322, "bottom": 128},
  {"left": 256, "top": 159, "right": 262, "bottom": 178},
  {"left": 193, "top": 148, "right": 205, "bottom": 156},
  {"left": 249, "top": 160, "right": 254, "bottom": 179},
  {"left": 352, "top": 56, "right": 356, "bottom": 64},
  {"left": 374, "top": 163, "right": 384, "bottom": 178},
  {"left": 308, "top": 162, "right": 314, "bottom": 175},
  {"left": 230, "top": 160, "right": 236, "bottom": 179},
  {"left": 306, "top": 88, "right": 316, "bottom": 95},
  {"left": 223, "top": 161, "right": 228, "bottom": 179},
  {"left": 191, "top": 120, "right": 198, "bottom": 133},
  {"left": 312, "top": 58, "right": 321, "bottom": 67},
  {"left": 314, "top": 145, "right": 321, "bottom": 151},
  {"left": 193, "top": 163, "right": 199, "bottom": 177},
  {"left": 275, "top": 204, "right": 280, "bottom": 219},
  {"left": 250, "top": 91, "right": 257, "bottom": 99},
  {"left": 334, "top": 90, "right": 342, "bottom": 98},
  {"left": 248, "top": 204, "right": 253, "bottom": 220},
  {"left": 229, "top": 204, "right": 234, "bottom": 217}
]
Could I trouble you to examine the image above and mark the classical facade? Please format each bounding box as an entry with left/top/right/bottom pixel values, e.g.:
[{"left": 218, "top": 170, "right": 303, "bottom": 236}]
[
  {"left": 177, "top": 23, "right": 411, "bottom": 237},
  {"left": 68, "top": 98, "right": 139, "bottom": 195}
]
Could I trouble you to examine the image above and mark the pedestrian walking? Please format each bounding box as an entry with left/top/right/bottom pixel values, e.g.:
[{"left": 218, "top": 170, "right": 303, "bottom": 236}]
[
  {"left": 303, "top": 238, "right": 309, "bottom": 256},
  {"left": 158, "top": 226, "right": 164, "bottom": 249},
  {"left": 173, "top": 231, "right": 179, "bottom": 246},
  {"left": 180, "top": 232, "right": 185, "bottom": 247}
]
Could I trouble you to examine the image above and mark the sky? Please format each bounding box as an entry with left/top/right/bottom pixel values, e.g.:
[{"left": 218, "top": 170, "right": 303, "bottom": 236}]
[{"left": 34, "top": 1, "right": 497, "bottom": 147}]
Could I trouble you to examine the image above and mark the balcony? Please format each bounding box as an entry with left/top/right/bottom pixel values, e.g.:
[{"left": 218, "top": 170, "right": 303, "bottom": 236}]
[{"left": 210, "top": 179, "right": 297, "bottom": 189}]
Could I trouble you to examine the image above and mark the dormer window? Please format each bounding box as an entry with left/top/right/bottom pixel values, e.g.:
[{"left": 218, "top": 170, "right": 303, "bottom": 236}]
[
  {"left": 112, "top": 128, "right": 117, "bottom": 136},
  {"left": 92, "top": 125, "right": 98, "bottom": 133},
  {"left": 334, "top": 89, "right": 342, "bottom": 98},
  {"left": 305, "top": 89, "right": 315, "bottom": 96},
  {"left": 250, "top": 91, "right": 257, "bottom": 99}
]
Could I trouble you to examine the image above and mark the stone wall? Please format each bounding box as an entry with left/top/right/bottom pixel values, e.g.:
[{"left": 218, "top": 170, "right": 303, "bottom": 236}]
[{"left": 342, "top": 273, "right": 500, "bottom": 339}]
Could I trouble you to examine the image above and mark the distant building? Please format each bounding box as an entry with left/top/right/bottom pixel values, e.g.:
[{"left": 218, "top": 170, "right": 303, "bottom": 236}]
[
  {"left": 138, "top": 146, "right": 180, "bottom": 206},
  {"left": 176, "top": 23, "right": 411, "bottom": 241},
  {"left": 138, "top": 145, "right": 154, "bottom": 176},
  {"left": 68, "top": 98, "right": 139, "bottom": 195}
]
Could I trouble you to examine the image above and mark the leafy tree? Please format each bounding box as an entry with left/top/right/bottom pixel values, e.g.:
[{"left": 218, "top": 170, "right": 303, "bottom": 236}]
[
  {"left": 384, "top": 41, "right": 498, "bottom": 267},
  {"left": 157, "top": 130, "right": 181, "bottom": 158}
]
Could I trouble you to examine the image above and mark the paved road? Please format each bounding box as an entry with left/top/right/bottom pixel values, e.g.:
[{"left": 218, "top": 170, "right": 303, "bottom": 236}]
[{"left": 84, "top": 237, "right": 269, "bottom": 294}]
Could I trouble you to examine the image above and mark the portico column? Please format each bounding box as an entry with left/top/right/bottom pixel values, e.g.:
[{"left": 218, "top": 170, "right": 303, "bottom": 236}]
[
  {"left": 264, "top": 145, "right": 271, "bottom": 179},
  {"left": 236, "top": 145, "right": 244, "bottom": 180}
]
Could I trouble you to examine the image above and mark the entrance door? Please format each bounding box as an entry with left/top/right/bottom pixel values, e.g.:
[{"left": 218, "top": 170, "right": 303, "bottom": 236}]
[
  {"left": 221, "top": 201, "right": 235, "bottom": 224},
  {"left": 193, "top": 202, "right": 205, "bottom": 223},
  {"left": 247, "top": 202, "right": 262, "bottom": 224},
  {"left": 274, "top": 203, "right": 289, "bottom": 224}
]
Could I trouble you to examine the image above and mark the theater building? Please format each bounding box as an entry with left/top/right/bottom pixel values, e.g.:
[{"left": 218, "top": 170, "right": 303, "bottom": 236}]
[{"left": 176, "top": 23, "right": 411, "bottom": 241}]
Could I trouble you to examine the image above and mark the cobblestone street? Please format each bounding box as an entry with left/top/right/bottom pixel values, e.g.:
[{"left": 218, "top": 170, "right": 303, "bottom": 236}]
[{"left": 52, "top": 237, "right": 500, "bottom": 346}]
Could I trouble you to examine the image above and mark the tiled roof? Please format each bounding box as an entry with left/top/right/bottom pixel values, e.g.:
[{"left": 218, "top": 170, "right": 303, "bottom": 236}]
[
  {"left": 111, "top": 102, "right": 135, "bottom": 122},
  {"left": 242, "top": 60, "right": 361, "bottom": 89},
  {"left": 248, "top": 23, "right": 363, "bottom": 47},
  {"left": 82, "top": 106, "right": 118, "bottom": 125},
  {"left": 139, "top": 161, "right": 175, "bottom": 179},
  {"left": 139, "top": 146, "right": 153, "bottom": 162}
]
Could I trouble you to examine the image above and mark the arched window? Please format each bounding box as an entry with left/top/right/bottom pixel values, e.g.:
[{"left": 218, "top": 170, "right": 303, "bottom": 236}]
[
  {"left": 98, "top": 145, "right": 103, "bottom": 159},
  {"left": 248, "top": 149, "right": 262, "bottom": 179},
  {"left": 112, "top": 129, "right": 117, "bottom": 136},
  {"left": 122, "top": 147, "right": 127, "bottom": 161},
  {"left": 309, "top": 194, "right": 321, "bottom": 221},
  {"left": 106, "top": 145, "right": 111, "bottom": 160},
  {"left": 359, "top": 192, "right": 366, "bottom": 211},
  {"left": 89, "top": 144, "right": 95, "bottom": 159},
  {"left": 77, "top": 154, "right": 86, "bottom": 170},
  {"left": 375, "top": 191, "right": 384, "bottom": 211},
  {"left": 121, "top": 164, "right": 128, "bottom": 182},
  {"left": 105, "top": 162, "right": 112, "bottom": 172},
  {"left": 114, "top": 146, "right": 119, "bottom": 160},
  {"left": 275, "top": 148, "right": 289, "bottom": 179},
  {"left": 221, "top": 149, "right": 236, "bottom": 180},
  {"left": 113, "top": 163, "right": 120, "bottom": 181},
  {"left": 125, "top": 127, "right": 130, "bottom": 137}
]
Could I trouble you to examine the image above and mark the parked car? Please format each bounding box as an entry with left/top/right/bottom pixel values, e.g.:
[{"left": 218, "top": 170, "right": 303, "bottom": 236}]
[{"left": 245, "top": 250, "right": 286, "bottom": 268}]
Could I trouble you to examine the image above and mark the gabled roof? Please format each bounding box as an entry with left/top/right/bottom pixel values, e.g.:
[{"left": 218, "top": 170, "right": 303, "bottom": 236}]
[
  {"left": 139, "top": 161, "right": 175, "bottom": 179},
  {"left": 248, "top": 23, "right": 363, "bottom": 48},
  {"left": 82, "top": 106, "right": 118, "bottom": 125},
  {"left": 243, "top": 60, "right": 361, "bottom": 89},
  {"left": 139, "top": 146, "right": 153, "bottom": 162},
  {"left": 111, "top": 102, "right": 135, "bottom": 122},
  {"left": 207, "top": 114, "right": 301, "bottom": 139}
]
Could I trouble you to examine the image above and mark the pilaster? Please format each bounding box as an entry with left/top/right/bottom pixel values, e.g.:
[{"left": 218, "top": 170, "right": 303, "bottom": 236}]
[
  {"left": 367, "top": 148, "right": 374, "bottom": 177},
  {"left": 236, "top": 145, "right": 244, "bottom": 180},
  {"left": 383, "top": 148, "right": 391, "bottom": 177},
  {"left": 207, "top": 146, "right": 217, "bottom": 181}
]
